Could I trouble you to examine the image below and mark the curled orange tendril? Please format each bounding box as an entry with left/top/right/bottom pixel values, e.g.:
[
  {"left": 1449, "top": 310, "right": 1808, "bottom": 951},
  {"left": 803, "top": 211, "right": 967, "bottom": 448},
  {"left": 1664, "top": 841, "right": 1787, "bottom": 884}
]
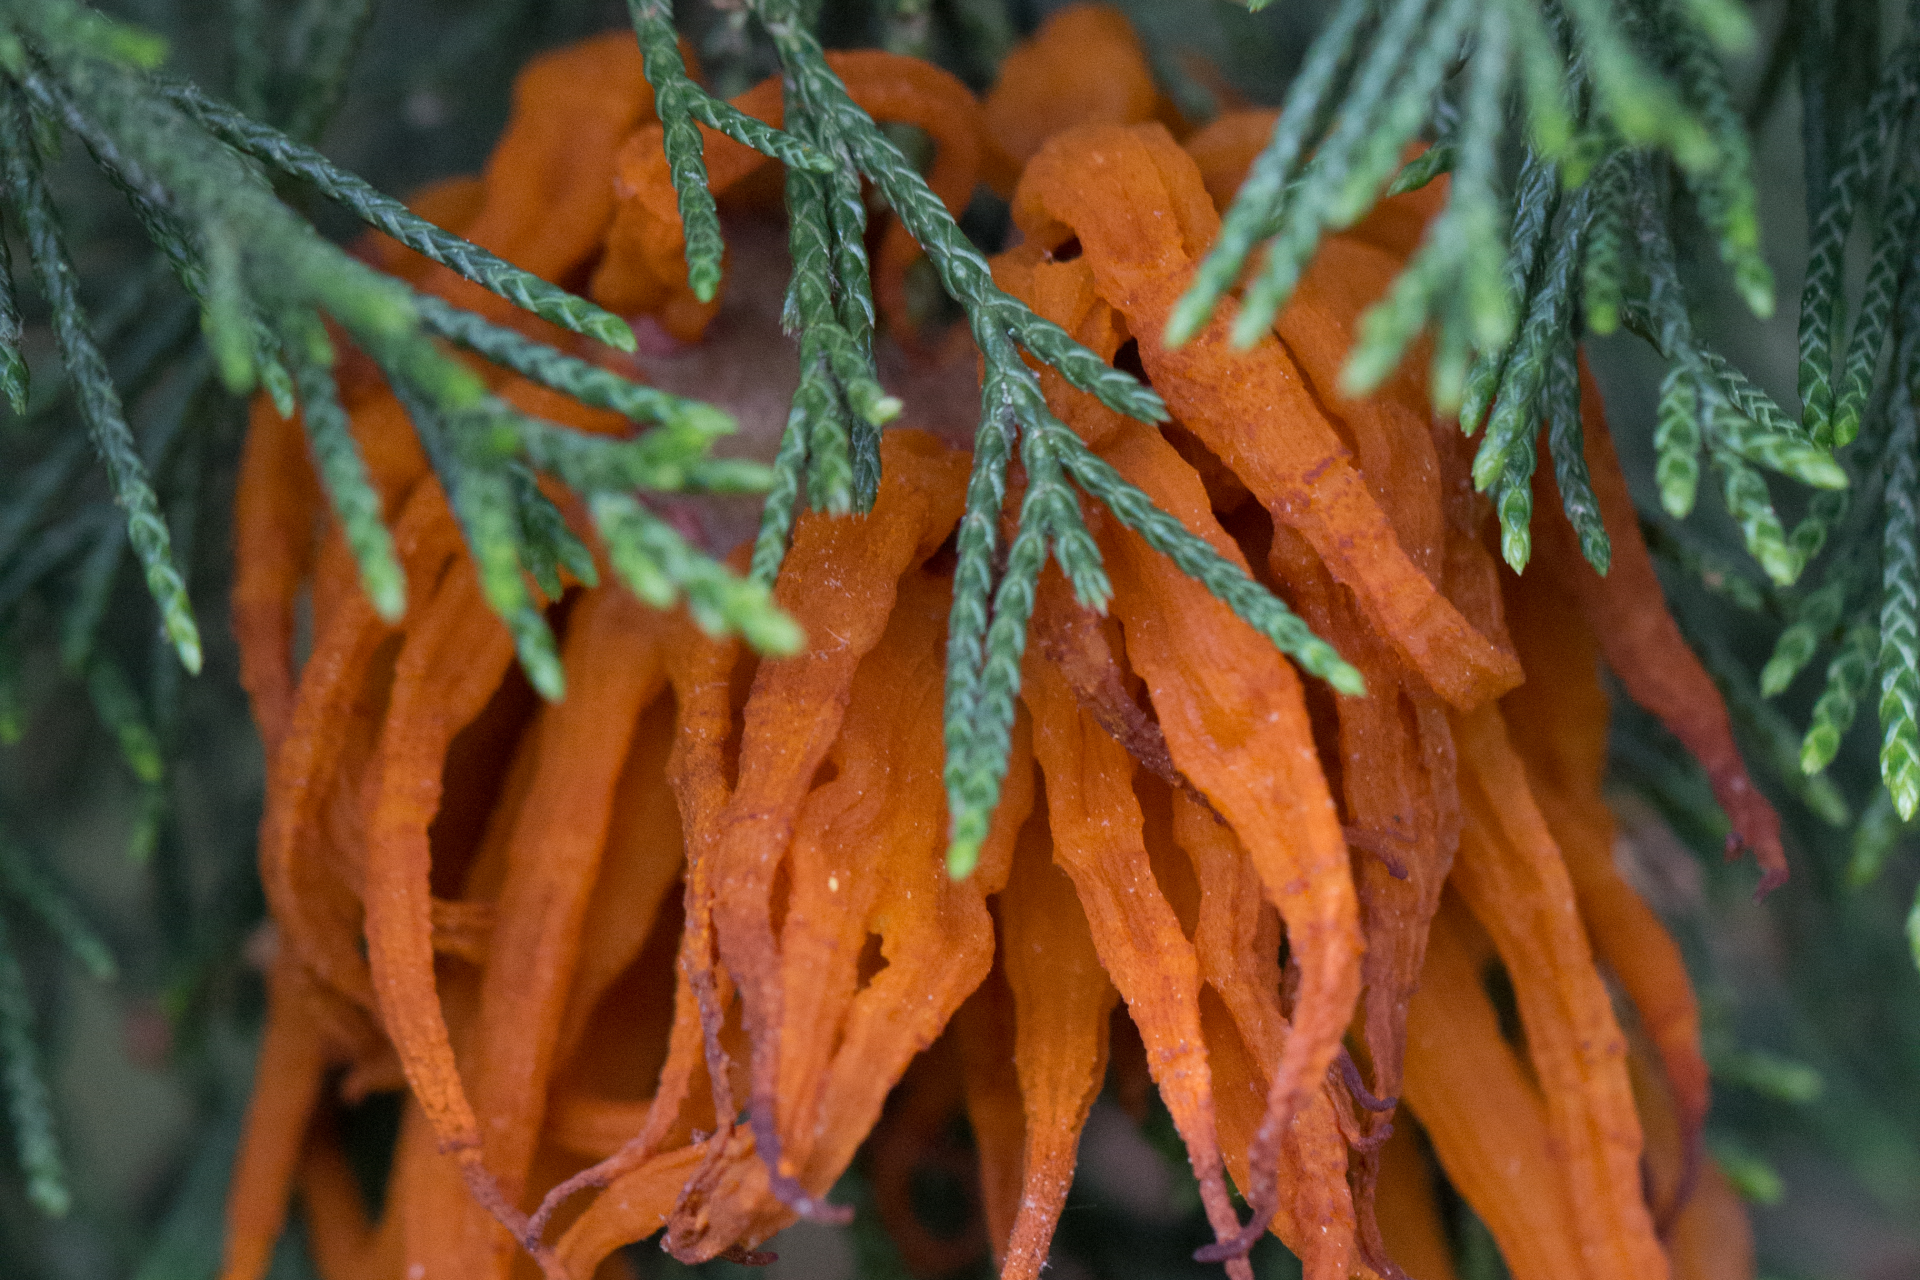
[{"left": 225, "top": 9, "right": 1776, "bottom": 1280}]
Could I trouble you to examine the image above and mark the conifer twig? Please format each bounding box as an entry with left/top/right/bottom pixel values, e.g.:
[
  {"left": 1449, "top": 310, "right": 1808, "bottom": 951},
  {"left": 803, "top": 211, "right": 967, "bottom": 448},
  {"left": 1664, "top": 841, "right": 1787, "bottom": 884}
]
[
  {"left": 589, "top": 0, "right": 1371, "bottom": 883},
  {"left": 0, "top": 92, "right": 201, "bottom": 673}
]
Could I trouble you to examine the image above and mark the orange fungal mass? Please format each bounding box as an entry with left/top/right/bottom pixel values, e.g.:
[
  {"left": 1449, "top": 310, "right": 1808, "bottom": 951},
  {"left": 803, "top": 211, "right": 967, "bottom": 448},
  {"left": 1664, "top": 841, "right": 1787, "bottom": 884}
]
[{"left": 225, "top": 13, "right": 1771, "bottom": 1280}]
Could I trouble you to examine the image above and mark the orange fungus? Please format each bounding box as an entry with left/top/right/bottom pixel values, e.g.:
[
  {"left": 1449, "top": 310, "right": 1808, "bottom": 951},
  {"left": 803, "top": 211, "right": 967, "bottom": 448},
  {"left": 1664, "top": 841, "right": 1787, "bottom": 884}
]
[{"left": 225, "top": 14, "right": 1770, "bottom": 1280}]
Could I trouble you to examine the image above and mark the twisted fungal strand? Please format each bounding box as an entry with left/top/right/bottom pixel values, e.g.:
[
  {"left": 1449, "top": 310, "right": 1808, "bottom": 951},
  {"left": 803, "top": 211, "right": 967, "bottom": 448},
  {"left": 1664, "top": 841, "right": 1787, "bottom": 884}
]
[{"left": 224, "top": 9, "right": 1770, "bottom": 1280}]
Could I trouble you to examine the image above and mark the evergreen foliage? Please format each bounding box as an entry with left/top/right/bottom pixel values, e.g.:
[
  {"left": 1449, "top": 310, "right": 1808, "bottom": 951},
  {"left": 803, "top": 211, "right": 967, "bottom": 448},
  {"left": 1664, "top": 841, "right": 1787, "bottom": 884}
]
[{"left": 0, "top": 0, "right": 794, "bottom": 704}]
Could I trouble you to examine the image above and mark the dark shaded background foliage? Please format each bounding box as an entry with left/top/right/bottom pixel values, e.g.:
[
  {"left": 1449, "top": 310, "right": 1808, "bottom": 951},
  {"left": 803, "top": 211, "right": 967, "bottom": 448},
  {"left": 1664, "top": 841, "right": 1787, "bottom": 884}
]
[{"left": 0, "top": 1, "right": 1915, "bottom": 1278}]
